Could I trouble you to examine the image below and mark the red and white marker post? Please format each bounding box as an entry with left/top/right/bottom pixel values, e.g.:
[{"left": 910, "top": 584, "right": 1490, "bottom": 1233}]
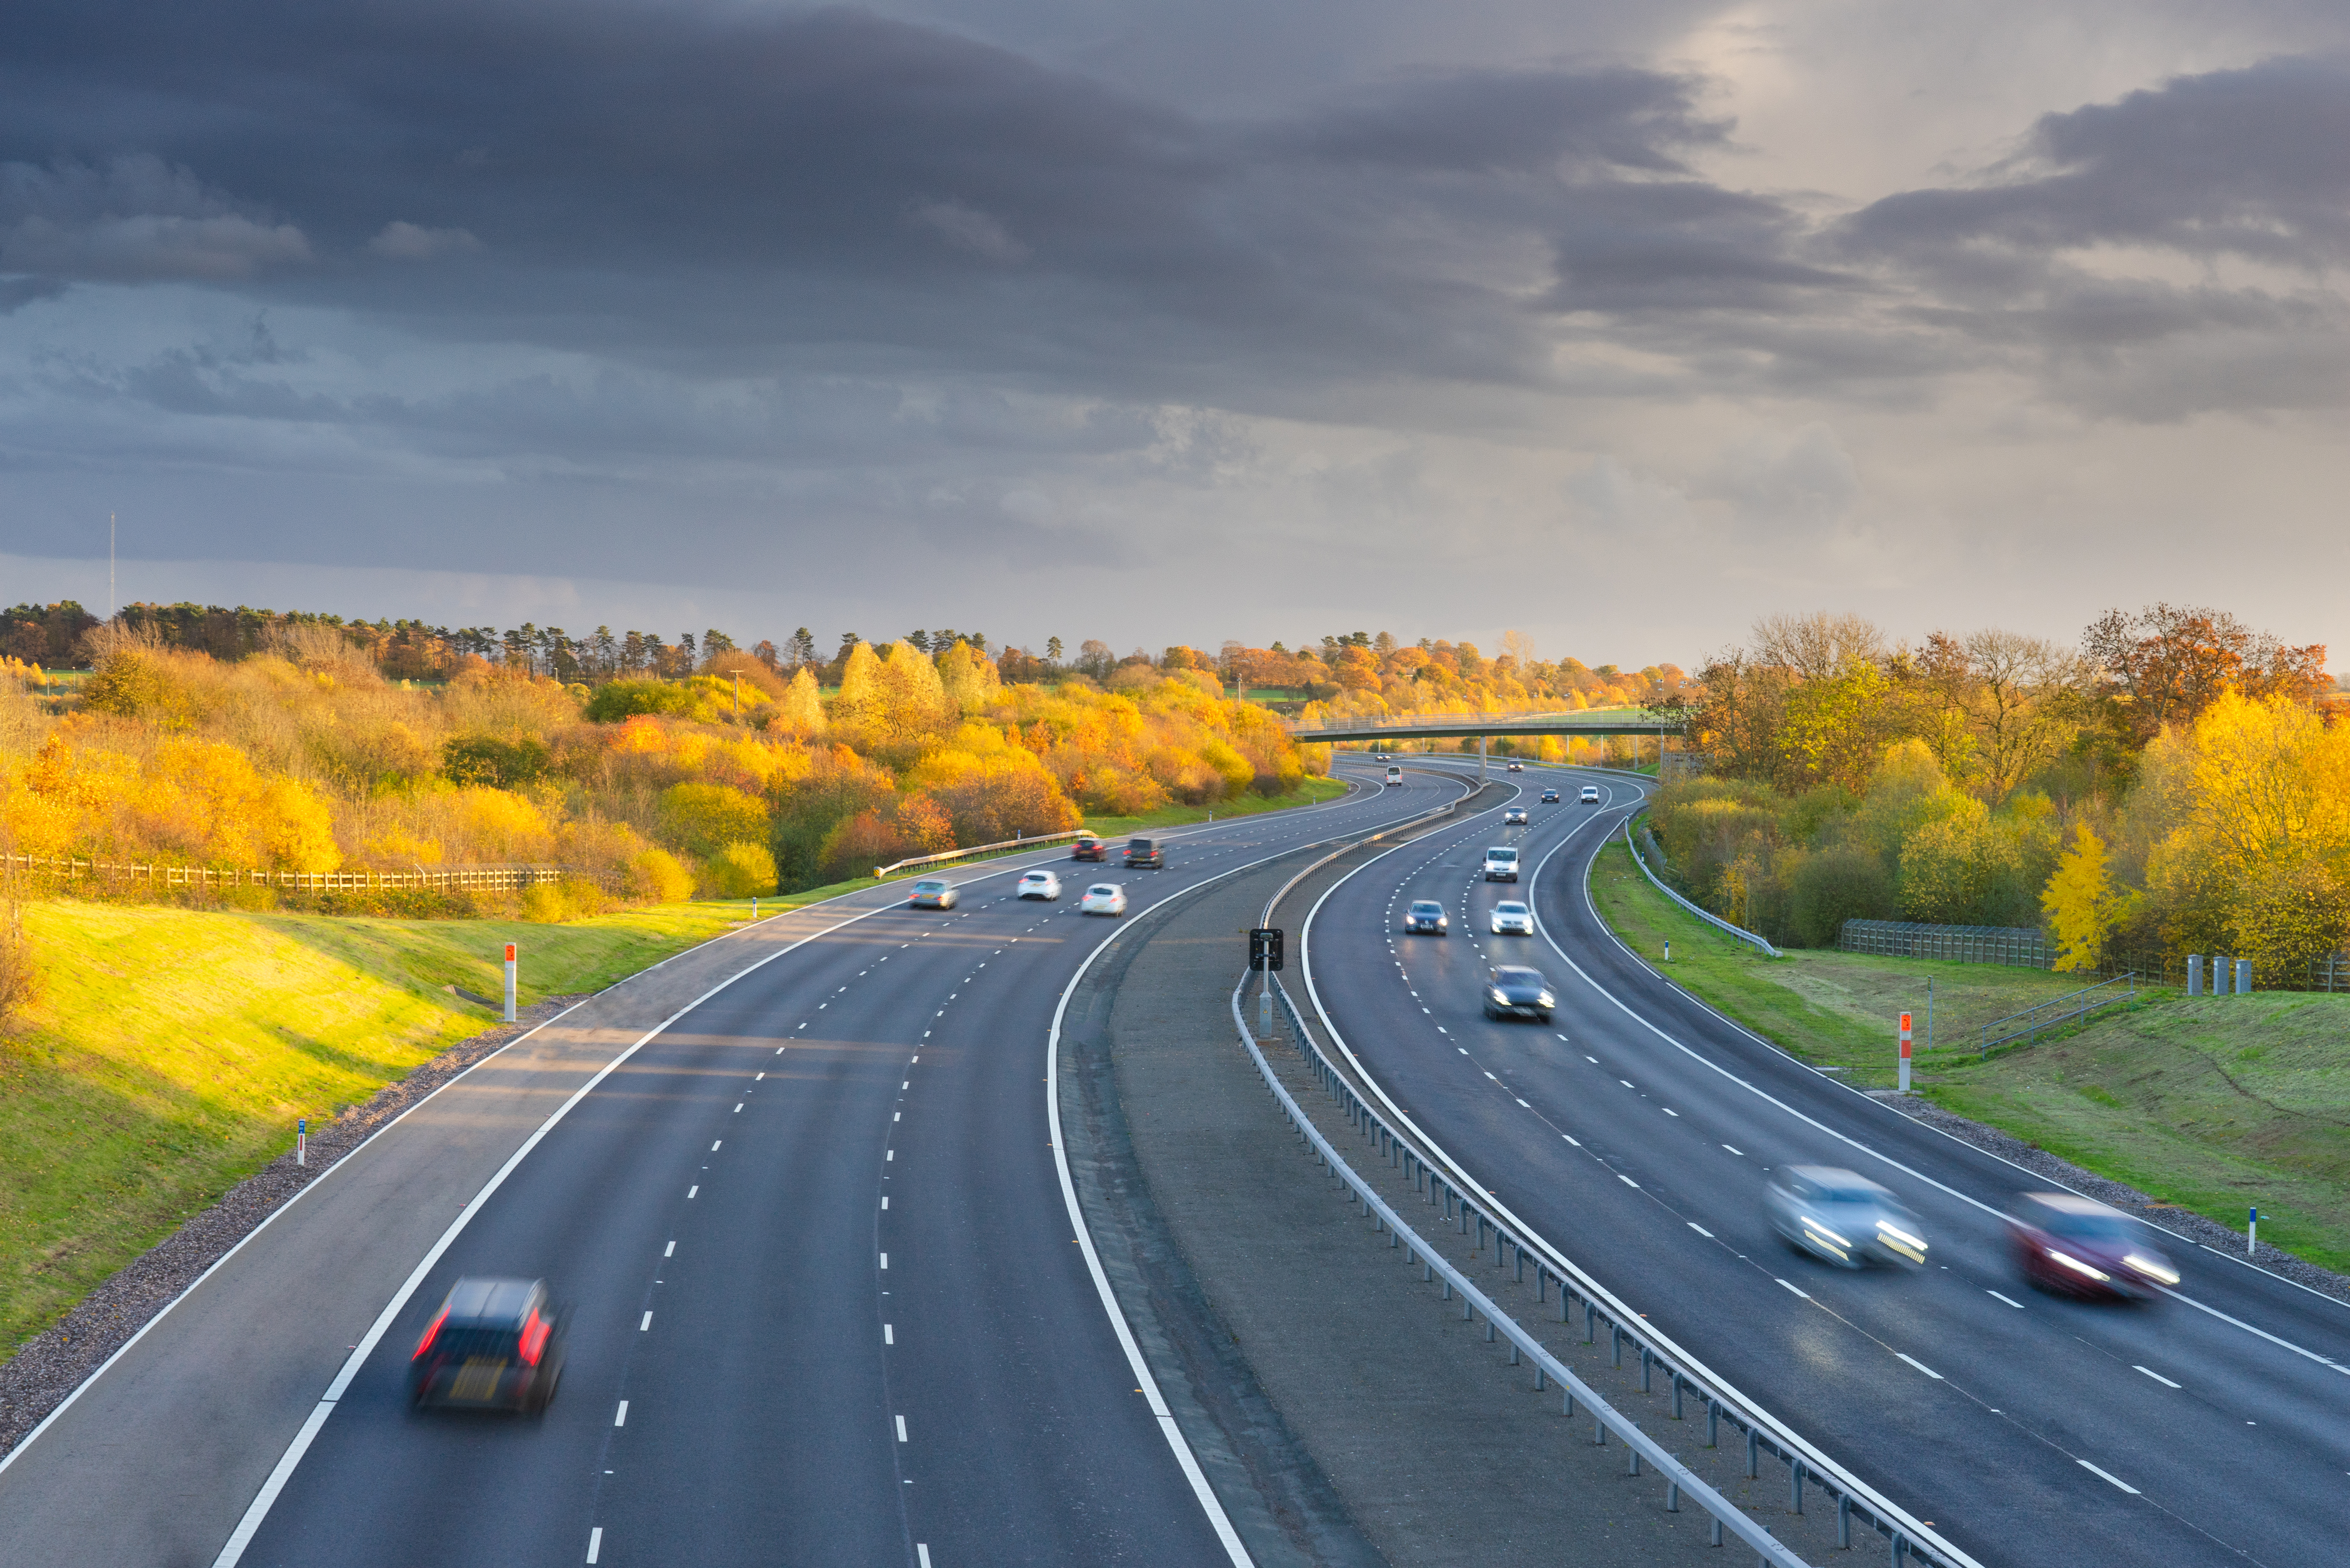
[
  {"left": 503, "top": 941, "right": 518, "bottom": 1022},
  {"left": 1898, "top": 1011, "right": 1913, "bottom": 1093}
]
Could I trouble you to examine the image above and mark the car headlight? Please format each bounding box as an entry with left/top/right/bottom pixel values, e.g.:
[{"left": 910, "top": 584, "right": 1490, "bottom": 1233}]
[
  {"left": 1490, "top": 988, "right": 1509, "bottom": 1003},
  {"left": 2122, "top": 1254, "right": 2179, "bottom": 1285},
  {"left": 1875, "top": 1219, "right": 1928, "bottom": 1262},
  {"left": 1535, "top": 992, "right": 1554, "bottom": 1007},
  {"left": 2047, "top": 1248, "right": 2110, "bottom": 1283}
]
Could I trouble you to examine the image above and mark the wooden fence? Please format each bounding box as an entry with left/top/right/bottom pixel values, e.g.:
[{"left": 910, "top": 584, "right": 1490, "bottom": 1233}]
[{"left": 0, "top": 853, "right": 612, "bottom": 894}]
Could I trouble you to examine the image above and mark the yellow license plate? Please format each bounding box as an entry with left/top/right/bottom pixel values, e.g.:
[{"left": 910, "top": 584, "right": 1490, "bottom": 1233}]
[{"left": 450, "top": 1357, "right": 507, "bottom": 1401}]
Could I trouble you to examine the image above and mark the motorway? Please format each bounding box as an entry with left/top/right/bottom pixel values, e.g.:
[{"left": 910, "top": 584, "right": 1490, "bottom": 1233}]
[
  {"left": 1298, "top": 756, "right": 2350, "bottom": 1568},
  {"left": 0, "top": 765, "right": 1458, "bottom": 1568}
]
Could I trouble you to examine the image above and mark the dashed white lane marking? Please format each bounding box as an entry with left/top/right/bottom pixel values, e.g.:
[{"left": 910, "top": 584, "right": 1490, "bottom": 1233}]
[
  {"left": 1561, "top": 1134, "right": 1580, "bottom": 1146},
  {"left": 882, "top": 1196, "right": 889, "bottom": 1210},
  {"left": 1689, "top": 1223, "right": 1713, "bottom": 1237},
  {"left": 1776, "top": 1279, "right": 1810, "bottom": 1299},
  {"left": 1986, "top": 1290, "right": 2025, "bottom": 1309},
  {"left": 1585, "top": 1055, "right": 1598, "bottom": 1064},
  {"left": 663, "top": 1240, "right": 675, "bottom": 1258},
  {"left": 1515, "top": 1098, "right": 1531, "bottom": 1108},
  {"left": 613, "top": 1400, "right": 628, "bottom": 1426},
  {"left": 886, "top": 1150, "right": 894, "bottom": 1162},
  {"left": 884, "top": 1323, "right": 894, "bottom": 1344},
  {"left": 1618, "top": 1174, "right": 1640, "bottom": 1188},
  {"left": 2078, "top": 1460, "right": 2140, "bottom": 1494},
  {"left": 896, "top": 1414, "right": 909, "bottom": 1443},
  {"left": 640, "top": 1311, "right": 652, "bottom": 1331},
  {"left": 1436, "top": 1026, "right": 1447, "bottom": 1034},
  {"left": 1896, "top": 1353, "right": 1944, "bottom": 1380},
  {"left": 733, "top": 1103, "right": 743, "bottom": 1113},
  {"left": 1723, "top": 1145, "right": 1744, "bottom": 1156},
  {"left": 1457, "top": 1048, "right": 1468, "bottom": 1055},
  {"left": 894, "top": 1111, "right": 901, "bottom": 1122},
  {"left": 710, "top": 1140, "right": 722, "bottom": 1151},
  {"left": 1484, "top": 1071, "right": 1498, "bottom": 1082},
  {"left": 755, "top": 1072, "right": 765, "bottom": 1080},
  {"left": 1663, "top": 1108, "right": 1679, "bottom": 1117},
  {"left": 917, "top": 1545, "right": 931, "bottom": 1567},
  {"left": 586, "top": 1526, "right": 603, "bottom": 1564},
  {"left": 902, "top": 1081, "right": 910, "bottom": 1090},
  {"left": 1618, "top": 1079, "right": 1635, "bottom": 1089},
  {"left": 687, "top": 1185, "right": 698, "bottom": 1199},
  {"left": 2134, "top": 1365, "right": 2181, "bottom": 1388},
  {"left": 880, "top": 1253, "right": 889, "bottom": 1269}
]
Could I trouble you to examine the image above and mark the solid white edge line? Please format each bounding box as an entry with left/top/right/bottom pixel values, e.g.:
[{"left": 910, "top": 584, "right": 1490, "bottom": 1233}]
[
  {"left": 208, "top": 893, "right": 917, "bottom": 1567},
  {"left": 1039, "top": 770, "right": 1452, "bottom": 1568},
  {"left": 1296, "top": 765, "right": 1984, "bottom": 1568}
]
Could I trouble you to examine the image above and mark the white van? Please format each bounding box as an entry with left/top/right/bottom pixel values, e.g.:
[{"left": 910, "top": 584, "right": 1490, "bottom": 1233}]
[
  {"left": 1385, "top": 766, "right": 1402, "bottom": 787},
  {"left": 1482, "top": 846, "right": 1519, "bottom": 882}
]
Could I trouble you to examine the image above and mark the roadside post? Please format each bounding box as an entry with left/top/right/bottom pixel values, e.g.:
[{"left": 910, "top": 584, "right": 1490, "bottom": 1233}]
[
  {"left": 503, "top": 942, "right": 518, "bottom": 1022},
  {"left": 1664, "top": 939, "right": 1671, "bottom": 963},
  {"left": 2249, "top": 1207, "right": 2258, "bottom": 1256},
  {"left": 1249, "top": 926, "right": 1284, "bottom": 1038},
  {"left": 750, "top": 896, "right": 758, "bottom": 921},
  {"left": 2235, "top": 958, "right": 2252, "bottom": 995},
  {"left": 1898, "top": 1012, "right": 1913, "bottom": 1093},
  {"left": 296, "top": 1117, "right": 306, "bottom": 1167},
  {"left": 2187, "top": 955, "right": 2202, "bottom": 995}
]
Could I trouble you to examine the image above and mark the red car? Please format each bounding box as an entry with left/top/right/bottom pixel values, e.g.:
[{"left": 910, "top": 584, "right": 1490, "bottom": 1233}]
[
  {"left": 2007, "top": 1193, "right": 2177, "bottom": 1300},
  {"left": 1071, "top": 833, "right": 1107, "bottom": 861}
]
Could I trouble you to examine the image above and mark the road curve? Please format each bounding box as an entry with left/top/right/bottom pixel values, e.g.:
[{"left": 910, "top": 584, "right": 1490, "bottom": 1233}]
[
  {"left": 1297, "top": 756, "right": 2350, "bottom": 1568},
  {"left": 0, "top": 766, "right": 1455, "bottom": 1568}
]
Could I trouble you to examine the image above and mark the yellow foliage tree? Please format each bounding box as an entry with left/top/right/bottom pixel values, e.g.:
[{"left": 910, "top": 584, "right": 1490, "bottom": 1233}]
[
  {"left": 776, "top": 668, "right": 826, "bottom": 738},
  {"left": 2040, "top": 825, "right": 2138, "bottom": 972}
]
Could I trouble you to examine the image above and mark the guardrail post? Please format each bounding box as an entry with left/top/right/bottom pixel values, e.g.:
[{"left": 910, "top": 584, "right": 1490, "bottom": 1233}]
[
  {"left": 1671, "top": 1371, "right": 1684, "bottom": 1420},
  {"left": 1639, "top": 1345, "right": 1651, "bottom": 1391},
  {"left": 1584, "top": 1301, "right": 1596, "bottom": 1344},
  {"left": 1790, "top": 1458, "right": 1803, "bottom": 1513},
  {"left": 1666, "top": 1479, "right": 1679, "bottom": 1512},
  {"left": 1837, "top": 1494, "right": 1852, "bottom": 1549},
  {"left": 1707, "top": 1398, "right": 1719, "bottom": 1446},
  {"left": 1746, "top": 1425, "right": 1759, "bottom": 1478},
  {"left": 1610, "top": 1324, "right": 1623, "bottom": 1367}
]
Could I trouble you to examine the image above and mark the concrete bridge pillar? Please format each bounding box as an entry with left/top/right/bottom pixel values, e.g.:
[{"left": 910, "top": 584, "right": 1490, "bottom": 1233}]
[{"left": 1479, "top": 732, "right": 1488, "bottom": 784}]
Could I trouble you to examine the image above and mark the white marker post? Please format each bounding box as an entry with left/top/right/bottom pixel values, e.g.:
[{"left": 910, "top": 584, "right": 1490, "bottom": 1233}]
[
  {"left": 1898, "top": 1011, "right": 1913, "bottom": 1094},
  {"left": 503, "top": 941, "right": 518, "bottom": 1023},
  {"left": 296, "top": 1117, "right": 306, "bottom": 1167},
  {"left": 2249, "top": 1206, "right": 2258, "bottom": 1257}
]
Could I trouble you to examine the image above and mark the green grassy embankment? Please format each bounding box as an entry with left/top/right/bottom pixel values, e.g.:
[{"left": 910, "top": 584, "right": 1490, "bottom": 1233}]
[
  {"left": 1588, "top": 839, "right": 2350, "bottom": 1272},
  {"left": 0, "top": 893, "right": 806, "bottom": 1350},
  {"left": 1082, "top": 774, "right": 1349, "bottom": 839}
]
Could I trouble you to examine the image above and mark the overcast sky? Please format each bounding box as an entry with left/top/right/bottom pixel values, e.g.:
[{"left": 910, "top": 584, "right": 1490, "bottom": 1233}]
[{"left": 4, "top": 1, "right": 2346, "bottom": 667}]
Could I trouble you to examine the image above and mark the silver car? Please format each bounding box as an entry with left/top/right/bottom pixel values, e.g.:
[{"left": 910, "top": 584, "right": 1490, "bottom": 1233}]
[
  {"left": 1490, "top": 901, "right": 1533, "bottom": 935},
  {"left": 1765, "top": 1166, "right": 1928, "bottom": 1268}
]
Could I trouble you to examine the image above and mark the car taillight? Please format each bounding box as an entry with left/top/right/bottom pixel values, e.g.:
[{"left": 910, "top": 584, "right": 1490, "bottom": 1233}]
[
  {"left": 413, "top": 1306, "right": 449, "bottom": 1360},
  {"left": 519, "top": 1309, "right": 551, "bottom": 1366}
]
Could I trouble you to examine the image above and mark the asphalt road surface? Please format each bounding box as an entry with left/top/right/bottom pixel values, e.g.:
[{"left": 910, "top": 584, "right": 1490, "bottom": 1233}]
[
  {"left": 0, "top": 765, "right": 1455, "bottom": 1568},
  {"left": 1299, "top": 756, "right": 2350, "bottom": 1568}
]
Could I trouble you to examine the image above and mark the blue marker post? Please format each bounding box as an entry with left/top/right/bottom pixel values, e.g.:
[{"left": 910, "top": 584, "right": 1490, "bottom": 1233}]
[
  {"left": 2249, "top": 1206, "right": 2258, "bottom": 1257},
  {"left": 297, "top": 1117, "right": 307, "bottom": 1167}
]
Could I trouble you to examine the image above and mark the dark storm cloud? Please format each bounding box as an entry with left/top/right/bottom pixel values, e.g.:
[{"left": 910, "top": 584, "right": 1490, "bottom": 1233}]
[
  {"left": 1841, "top": 57, "right": 2350, "bottom": 269},
  {"left": 1823, "top": 56, "right": 2350, "bottom": 412},
  {"left": 0, "top": 0, "right": 1810, "bottom": 407}
]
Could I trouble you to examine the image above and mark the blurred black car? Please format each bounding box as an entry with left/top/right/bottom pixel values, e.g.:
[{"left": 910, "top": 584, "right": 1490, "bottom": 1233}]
[
  {"left": 1071, "top": 833, "right": 1108, "bottom": 861},
  {"left": 1482, "top": 966, "right": 1554, "bottom": 1022},
  {"left": 410, "top": 1277, "right": 566, "bottom": 1414},
  {"left": 1405, "top": 899, "right": 1448, "bottom": 934}
]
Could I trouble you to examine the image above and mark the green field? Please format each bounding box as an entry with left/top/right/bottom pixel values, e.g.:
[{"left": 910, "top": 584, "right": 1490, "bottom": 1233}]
[
  {"left": 1588, "top": 839, "right": 2350, "bottom": 1271},
  {"left": 1082, "top": 774, "right": 1348, "bottom": 839}
]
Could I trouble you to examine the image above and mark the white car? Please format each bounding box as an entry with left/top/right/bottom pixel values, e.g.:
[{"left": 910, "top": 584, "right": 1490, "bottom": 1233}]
[
  {"left": 1580, "top": 785, "right": 1601, "bottom": 803},
  {"left": 1482, "top": 846, "right": 1520, "bottom": 882},
  {"left": 1503, "top": 807, "right": 1528, "bottom": 825},
  {"left": 1016, "top": 869, "right": 1062, "bottom": 900},
  {"left": 909, "top": 878, "right": 958, "bottom": 909},
  {"left": 1079, "top": 883, "right": 1128, "bottom": 916},
  {"left": 1490, "top": 901, "right": 1533, "bottom": 935},
  {"left": 1507, "top": 762, "right": 1524, "bottom": 772}
]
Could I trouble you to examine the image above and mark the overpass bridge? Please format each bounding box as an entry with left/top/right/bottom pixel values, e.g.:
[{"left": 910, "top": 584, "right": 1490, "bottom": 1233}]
[{"left": 1289, "top": 709, "right": 1684, "bottom": 781}]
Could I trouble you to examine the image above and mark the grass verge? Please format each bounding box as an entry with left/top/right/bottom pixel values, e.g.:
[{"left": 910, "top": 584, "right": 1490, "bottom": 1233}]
[
  {"left": 1588, "top": 839, "right": 2350, "bottom": 1272},
  {"left": 0, "top": 895, "right": 771, "bottom": 1350}
]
